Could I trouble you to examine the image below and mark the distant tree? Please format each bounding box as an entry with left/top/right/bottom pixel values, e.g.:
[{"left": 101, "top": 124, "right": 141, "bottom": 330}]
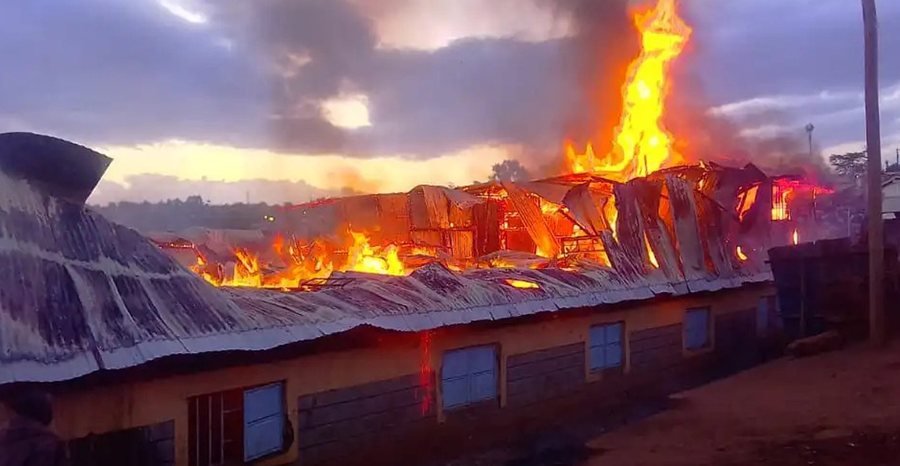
[
  {"left": 185, "top": 195, "right": 205, "bottom": 206},
  {"left": 488, "top": 159, "right": 531, "bottom": 183},
  {"left": 829, "top": 151, "right": 867, "bottom": 178}
]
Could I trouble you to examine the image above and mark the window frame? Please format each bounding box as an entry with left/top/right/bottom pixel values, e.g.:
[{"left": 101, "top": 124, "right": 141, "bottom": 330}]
[
  {"left": 188, "top": 381, "right": 287, "bottom": 466},
  {"left": 440, "top": 344, "right": 499, "bottom": 411},
  {"left": 684, "top": 307, "right": 712, "bottom": 351},
  {"left": 588, "top": 321, "right": 625, "bottom": 373},
  {"left": 243, "top": 382, "right": 287, "bottom": 462}
]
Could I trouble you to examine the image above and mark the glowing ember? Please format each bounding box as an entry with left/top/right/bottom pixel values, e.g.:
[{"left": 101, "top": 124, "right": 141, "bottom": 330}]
[
  {"left": 189, "top": 252, "right": 220, "bottom": 285},
  {"left": 771, "top": 179, "right": 834, "bottom": 222},
  {"left": 736, "top": 184, "right": 760, "bottom": 222},
  {"left": 771, "top": 184, "right": 792, "bottom": 221},
  {"left": 540, "top": 199, "right": 560, "bottom": 215},
  {"left": 736, "top": 246, "right": 749, "bottom": 261},
  {"left": 505, "top": 279, "right": 540, "bottom": 289},
  {"left": 792, "top": 229, "right": 799, "bottom": 245},
  {"left": 535, "top": 245, "right": 556, "bottom": 259},
  {"left": 644, "top": 233, "right": 659, "bottom": 268},
  {"left": 565, "top": 0, "right": 692, "bottom": 181},
  {"left": 605, "top": 197, "right": 619, "bottom": 240},
  {"left": 489, "top": 257, "right": 517, "bottom": 269},
  {"left": 409, "top": 246, "right": 439, "bottom": 257}
]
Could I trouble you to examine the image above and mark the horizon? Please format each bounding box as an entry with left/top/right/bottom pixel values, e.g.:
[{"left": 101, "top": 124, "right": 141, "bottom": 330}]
[{"left": 2, "top": 0, "right": 899, "bottom": 205}]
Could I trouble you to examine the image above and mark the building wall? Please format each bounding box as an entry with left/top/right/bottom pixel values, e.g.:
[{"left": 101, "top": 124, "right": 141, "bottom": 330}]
[
  {"left": 12, "top": 284, "right": 773, "bottom": 466},
  {"left": 505, "top": 342, "right": 586, "bottom": 408}
]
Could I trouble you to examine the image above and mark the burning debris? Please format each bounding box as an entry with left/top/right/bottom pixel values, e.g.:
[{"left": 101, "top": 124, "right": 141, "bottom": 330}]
[
  {"left": 157, "top": 160, "right": 831, "bottom": 292},
  {"left": 566, "top": 0, "right": 691, "bottom": 180},
  {"left": 150, "top": 0, "right": 835, "bottom": 291}
]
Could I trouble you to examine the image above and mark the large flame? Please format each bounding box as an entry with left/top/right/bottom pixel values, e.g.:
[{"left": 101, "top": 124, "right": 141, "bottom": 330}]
[
  {"left": 230, "top": 248, "right": 263, "bottom": 287},
  {"left": 346, "top": 231, "right": 405, "bottom": 276},
  {"left": 196, "top": 230, "right": 407, "bottom": 289},
  {"left": 566, "top": 0, "right": 692, "bottom": 181}
]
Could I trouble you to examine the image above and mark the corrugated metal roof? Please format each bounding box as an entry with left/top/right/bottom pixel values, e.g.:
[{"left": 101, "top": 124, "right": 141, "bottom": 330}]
[
  {"left": 0, "top": 167, "right": 773, "bottom": 386},
  {"left": 0, "top": 170, "right": 249, "bottom": 385}
]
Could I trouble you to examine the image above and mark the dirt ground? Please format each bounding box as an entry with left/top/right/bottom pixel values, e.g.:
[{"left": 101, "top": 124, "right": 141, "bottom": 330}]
[
  {"left": 583, "top": 341, "right": 900, "bottom": 466},
  {"left": 442, "top": 341, "right": 900, "bottom": 466}
]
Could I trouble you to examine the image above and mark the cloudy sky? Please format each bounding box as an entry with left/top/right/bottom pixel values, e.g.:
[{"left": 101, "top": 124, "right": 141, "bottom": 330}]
[{"left": 1, "top": 0, "right": 898, "bottom": 204}]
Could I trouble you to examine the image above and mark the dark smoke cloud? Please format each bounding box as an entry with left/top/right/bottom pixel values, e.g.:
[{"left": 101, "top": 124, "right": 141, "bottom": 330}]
[
  {"left": 3, "top": 0, "right": 895, "bottom": 182},
  {"left": 0, "top": 0, "right": 268, "bottom": 149},
  {"left": 211, "top": 0, "right": 634, "bottom": 166}
]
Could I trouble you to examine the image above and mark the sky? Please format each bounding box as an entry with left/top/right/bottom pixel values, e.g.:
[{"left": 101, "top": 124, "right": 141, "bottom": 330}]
[{"left": 1, "top": 0, "right": 898, "bottom": 204}]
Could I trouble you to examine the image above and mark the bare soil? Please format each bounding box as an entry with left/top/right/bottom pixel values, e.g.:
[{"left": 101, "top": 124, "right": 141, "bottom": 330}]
[
  {"left": 584, "top": 341, "right": 900, "bottom": 466},
  {"left": 440, "top": 341, "right": 900, "bottom": 466}
]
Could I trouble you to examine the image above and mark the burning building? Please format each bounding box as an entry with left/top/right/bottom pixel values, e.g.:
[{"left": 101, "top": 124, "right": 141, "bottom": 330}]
[{"left": 0, "top": 1, "right": 837, "bottom": 465}]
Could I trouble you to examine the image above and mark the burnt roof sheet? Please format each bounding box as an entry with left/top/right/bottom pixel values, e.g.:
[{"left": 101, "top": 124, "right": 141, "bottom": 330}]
[{"left": 0, "top": 167, "right": 773, "bottom": 386}]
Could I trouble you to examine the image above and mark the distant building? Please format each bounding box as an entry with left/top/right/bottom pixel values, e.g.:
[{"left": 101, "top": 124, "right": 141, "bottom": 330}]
[{"left": 881, "top": 174, "right": 900, "bottom": 248}]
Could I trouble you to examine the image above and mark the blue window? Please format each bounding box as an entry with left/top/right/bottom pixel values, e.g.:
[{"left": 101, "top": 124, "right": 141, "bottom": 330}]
[
  {"left": 589, "top": 322, "right": 624, "bottom": 371},
  {"left": 243, "top": 383, "right": 285, "bottom": 462},
  {"left": 684, "top": 308, "right": 711, "bottom": 350},
  {"left": 441, "top": 345, "right": 498, "bottom": 409}
]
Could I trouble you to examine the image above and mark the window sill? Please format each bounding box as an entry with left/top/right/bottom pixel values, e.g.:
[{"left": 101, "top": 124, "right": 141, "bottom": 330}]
[
  {"left": 587, "top": 365, "right": 625, "bottom": 382},
  {"left": 440, "top": 399, "right": 500, "bottom": 422},
  {"left": 683, "top": 344, "right": 714, "bottom": 357}
]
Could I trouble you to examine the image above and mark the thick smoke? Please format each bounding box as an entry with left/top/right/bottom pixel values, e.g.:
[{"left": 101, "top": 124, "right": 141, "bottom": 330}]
[
  {"left": 665, "top": 42, "right": 834, "bottom": 182},
  {"left": 210, "top": 0, "right": 634, "bottom": 168},
  {"left": 215, "top": 0, "right": 828, "bottom": 181},
  {"left": 531, "top": 0, "right": 636, "bottom": 175}
]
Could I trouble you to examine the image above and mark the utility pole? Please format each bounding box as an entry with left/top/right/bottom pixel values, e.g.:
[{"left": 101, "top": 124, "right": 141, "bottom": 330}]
[
  {"left": 805, "top": 123, "right": 815, "bottom": 159},
  {"left": 863, "top": 0, "right": 885, "bottom": 346},
  {"left": 807, "top": 124, "right": 818, "bottom": 240}
]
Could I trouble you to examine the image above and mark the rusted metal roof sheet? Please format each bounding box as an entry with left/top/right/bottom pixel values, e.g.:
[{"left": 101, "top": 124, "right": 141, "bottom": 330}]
[
  {"left": 0, "top": 171, "right": 249, "bottom": 385},
  {"left": 219, "top": 261, "right": 769, "bottom": 344},
  {"left": 0, "top": 166, "right": 772, "bottom": 386}
]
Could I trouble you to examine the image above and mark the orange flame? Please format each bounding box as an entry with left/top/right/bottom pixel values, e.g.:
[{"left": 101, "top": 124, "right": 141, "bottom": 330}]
[
  {"left": 346, "top": 231, "right": 405, "bottom": 276},
  {"left": 605, "top": 196, "right": 619, "bottom": 240},
  {"left": 565, "top": 0, "right": 692, "bottom": 180},
  {"left": 189, "top": 252, "right": 221, "bottom": 285},
  {"left": 644, "top": 233, "right": 659, "bottom": 268},
  {"left": 193, "top": 230, "right": 408, "bottom": 289},
  {"left": 792, "top": 229, "right": 799, "bottom": 245},
  {"left": 505, "top": 279, "right": 540, "bottom": 289},
  {"left": 771, "top": 185, "right": 792, "bottom": 221},
  {"left": 736, "top": 184, "right": 760, "bottom": 222},
  {"left": 736, "top": 246, "right": 748, "bottom": 261},
  {"left": 223, "top": 248, "right": 263, "bottom": 287}
]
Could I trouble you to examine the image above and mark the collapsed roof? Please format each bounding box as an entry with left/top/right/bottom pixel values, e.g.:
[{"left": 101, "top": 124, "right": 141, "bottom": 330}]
[{"left": 0, "top": 134, "right": 777, "bottom": 386}]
